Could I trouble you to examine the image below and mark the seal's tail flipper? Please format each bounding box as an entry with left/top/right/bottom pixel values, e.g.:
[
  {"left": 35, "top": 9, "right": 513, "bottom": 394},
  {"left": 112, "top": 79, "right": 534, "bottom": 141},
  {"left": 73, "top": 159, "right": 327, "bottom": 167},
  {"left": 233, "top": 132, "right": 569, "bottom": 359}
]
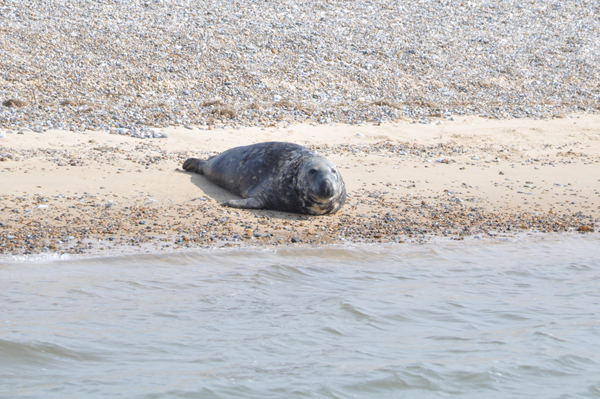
[
  {"left": 222, "top": 197, "right": 265, "bottom": 210},
  {"left": 182, "top": 158, "right": 206, "bottom": 175}
]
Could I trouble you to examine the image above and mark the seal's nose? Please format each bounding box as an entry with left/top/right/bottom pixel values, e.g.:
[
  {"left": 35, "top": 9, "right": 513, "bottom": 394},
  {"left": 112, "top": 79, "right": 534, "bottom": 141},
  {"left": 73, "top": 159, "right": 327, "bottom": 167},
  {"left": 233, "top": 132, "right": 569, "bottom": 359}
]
[{"left": 319, "top": 180, "right": 335, "bottom": 198}]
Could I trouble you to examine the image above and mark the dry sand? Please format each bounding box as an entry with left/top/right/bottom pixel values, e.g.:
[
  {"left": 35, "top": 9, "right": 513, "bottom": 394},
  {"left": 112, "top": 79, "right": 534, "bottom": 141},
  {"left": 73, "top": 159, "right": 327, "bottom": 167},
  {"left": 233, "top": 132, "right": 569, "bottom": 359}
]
[{"left": 1, "top": 115, "right": 599, "bottom": 255}]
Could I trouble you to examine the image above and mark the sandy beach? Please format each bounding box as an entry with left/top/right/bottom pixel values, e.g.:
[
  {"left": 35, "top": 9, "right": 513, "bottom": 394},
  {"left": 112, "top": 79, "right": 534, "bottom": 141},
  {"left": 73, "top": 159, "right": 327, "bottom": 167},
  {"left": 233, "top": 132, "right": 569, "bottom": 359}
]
[
  {"left": 1, "top": 115, "right": 599, "bottom": 255},
  {"left": 2, "top": 0, "right": 600, "bottom": 255}
]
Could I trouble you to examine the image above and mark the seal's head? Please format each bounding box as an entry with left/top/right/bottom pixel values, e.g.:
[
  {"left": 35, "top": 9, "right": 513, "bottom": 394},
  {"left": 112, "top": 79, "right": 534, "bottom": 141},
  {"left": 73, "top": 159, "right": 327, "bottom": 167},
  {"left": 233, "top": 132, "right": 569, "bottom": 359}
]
[{"left": 297, "top": 156, "right": 346, "bottom": 213}]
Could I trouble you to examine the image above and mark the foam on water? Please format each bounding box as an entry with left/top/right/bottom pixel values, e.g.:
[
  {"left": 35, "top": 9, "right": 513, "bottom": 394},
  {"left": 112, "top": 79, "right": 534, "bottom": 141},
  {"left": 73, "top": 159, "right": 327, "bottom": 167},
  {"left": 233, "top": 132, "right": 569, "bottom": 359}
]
[
  {"left": 1, "top": 234, "right": 600, "bottom": 398},
  {"left": 6, "top": 252, "right": 73, "bottom": 264}
]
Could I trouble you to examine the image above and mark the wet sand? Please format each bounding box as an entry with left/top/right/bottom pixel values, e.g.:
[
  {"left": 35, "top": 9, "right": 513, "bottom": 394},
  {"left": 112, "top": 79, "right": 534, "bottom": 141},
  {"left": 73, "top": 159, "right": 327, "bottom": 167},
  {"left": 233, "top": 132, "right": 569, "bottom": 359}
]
[{"left": 1, "top": 115, "right": 599, "bottom": 255}]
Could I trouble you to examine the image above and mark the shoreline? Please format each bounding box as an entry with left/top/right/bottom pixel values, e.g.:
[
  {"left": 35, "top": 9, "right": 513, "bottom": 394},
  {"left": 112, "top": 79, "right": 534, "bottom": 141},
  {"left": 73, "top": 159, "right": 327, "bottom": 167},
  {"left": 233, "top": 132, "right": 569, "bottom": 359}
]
[
  {"left": 1, "top": 115, "right": 599, "bottom": 256},
  {"left": 3, "top": 233, "right": 598, "bottom": 263}
]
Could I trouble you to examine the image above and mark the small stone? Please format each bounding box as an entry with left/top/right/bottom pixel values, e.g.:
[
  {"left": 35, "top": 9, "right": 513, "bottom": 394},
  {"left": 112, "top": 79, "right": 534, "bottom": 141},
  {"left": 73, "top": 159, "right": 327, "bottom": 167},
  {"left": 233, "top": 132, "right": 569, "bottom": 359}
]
[
  {"left": 2, "top": 99, "right": 26, "bottom": 107},
  {"left": 152, "top": 131, "right": 168, "bottom": 138}
]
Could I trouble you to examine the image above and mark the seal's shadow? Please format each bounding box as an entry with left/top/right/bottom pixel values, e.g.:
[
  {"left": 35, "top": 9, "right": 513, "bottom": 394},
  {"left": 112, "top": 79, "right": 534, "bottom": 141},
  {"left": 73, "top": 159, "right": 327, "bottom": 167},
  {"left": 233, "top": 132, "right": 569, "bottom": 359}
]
[
  {"left": 178, "top": 170, "right": 313, "bottom": 221},
  {"left": 180, "top": 169, "right": 239, "bottom": 203}
]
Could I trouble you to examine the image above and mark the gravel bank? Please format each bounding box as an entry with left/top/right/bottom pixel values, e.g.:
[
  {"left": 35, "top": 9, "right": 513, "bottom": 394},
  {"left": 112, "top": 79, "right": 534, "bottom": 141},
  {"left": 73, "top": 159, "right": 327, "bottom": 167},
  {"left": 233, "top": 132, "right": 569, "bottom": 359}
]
[{"left": 1, "top": 0, "right": 600, "bottom": 135}]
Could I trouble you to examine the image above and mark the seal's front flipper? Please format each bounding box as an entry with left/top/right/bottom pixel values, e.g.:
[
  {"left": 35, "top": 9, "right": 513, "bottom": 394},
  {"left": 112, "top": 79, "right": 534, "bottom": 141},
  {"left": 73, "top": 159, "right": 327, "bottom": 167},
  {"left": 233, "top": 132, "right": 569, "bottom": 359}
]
[
  {"left": 182, "top": 158, "right": 205, "bottom": 174},
  {"left": 222, "top": 197, "right": 264, "bottom": 210}
]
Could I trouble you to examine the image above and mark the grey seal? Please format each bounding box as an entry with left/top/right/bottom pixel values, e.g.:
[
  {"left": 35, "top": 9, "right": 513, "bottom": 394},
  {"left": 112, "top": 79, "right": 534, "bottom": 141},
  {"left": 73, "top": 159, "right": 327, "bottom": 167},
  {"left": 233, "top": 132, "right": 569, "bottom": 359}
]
[{"left": 182, "top": 141, "right": 346, "bottom": 215}]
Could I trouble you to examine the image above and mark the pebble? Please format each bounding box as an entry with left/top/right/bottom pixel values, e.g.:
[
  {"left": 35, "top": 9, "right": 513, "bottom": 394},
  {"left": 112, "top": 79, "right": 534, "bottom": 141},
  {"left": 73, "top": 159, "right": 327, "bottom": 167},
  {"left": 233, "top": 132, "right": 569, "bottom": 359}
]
[{"left": 152, "top": 131, "right": 168, "bottom": 139}]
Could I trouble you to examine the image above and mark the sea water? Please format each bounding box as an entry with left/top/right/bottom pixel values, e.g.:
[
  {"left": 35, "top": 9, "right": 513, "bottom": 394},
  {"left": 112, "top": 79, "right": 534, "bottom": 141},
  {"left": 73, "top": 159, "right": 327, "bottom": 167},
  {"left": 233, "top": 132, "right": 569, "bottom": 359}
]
[{"left": 1, "top": 235, "right": 600, "bottom": 398}]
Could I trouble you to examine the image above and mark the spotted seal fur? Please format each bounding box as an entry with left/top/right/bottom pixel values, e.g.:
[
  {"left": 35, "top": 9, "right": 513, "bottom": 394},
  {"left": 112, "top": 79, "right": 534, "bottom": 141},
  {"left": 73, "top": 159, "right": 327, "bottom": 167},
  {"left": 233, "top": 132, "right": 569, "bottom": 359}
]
[{"left": 182, "top": 142, "right": 346, "bottom": 215}]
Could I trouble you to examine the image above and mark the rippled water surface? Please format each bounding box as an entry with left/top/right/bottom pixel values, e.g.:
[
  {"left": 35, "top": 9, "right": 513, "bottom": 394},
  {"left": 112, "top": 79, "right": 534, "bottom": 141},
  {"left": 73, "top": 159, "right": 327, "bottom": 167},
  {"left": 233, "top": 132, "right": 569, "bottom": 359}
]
[{"left": 2, "top": 235, "right": 600, "bottom": 398}]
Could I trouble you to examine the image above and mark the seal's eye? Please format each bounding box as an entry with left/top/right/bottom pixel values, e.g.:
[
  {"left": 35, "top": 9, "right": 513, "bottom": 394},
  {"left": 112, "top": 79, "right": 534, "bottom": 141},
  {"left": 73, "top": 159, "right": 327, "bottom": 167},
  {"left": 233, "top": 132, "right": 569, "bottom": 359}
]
[{"left": 309, "top": 169, "right": 317, "bottom": 175}]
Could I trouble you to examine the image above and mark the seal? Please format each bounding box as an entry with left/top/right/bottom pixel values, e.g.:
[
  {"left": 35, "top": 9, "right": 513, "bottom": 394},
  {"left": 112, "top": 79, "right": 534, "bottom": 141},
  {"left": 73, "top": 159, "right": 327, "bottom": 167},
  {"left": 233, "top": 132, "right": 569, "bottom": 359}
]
[{"left": 182, "top": 142, "right": 346, "bottom": 215}]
